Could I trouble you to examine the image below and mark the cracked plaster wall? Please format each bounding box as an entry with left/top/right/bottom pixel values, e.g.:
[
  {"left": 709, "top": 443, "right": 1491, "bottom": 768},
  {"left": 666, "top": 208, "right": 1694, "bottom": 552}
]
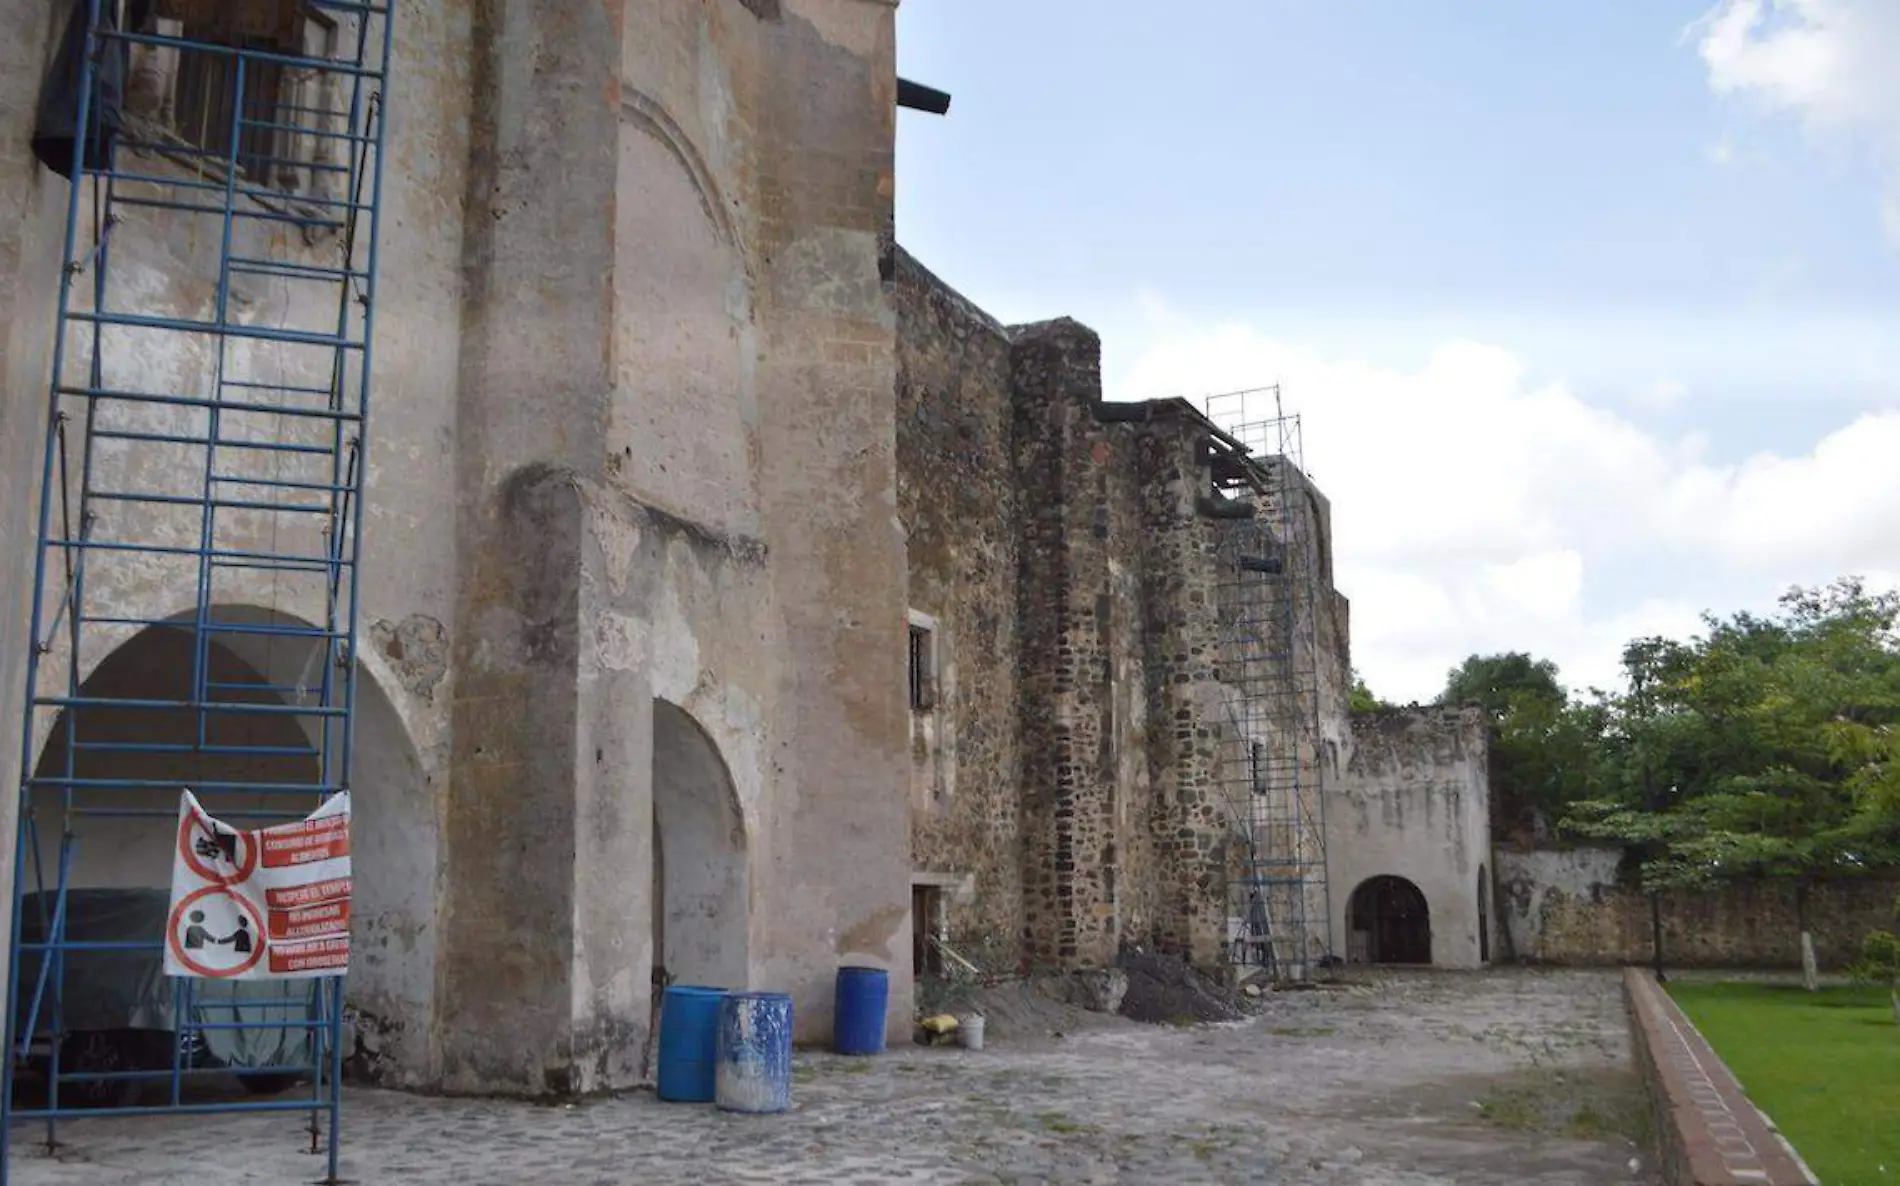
[
  {"left": 0, "top": 0, "right": 907, "bottom": 1096},
  {"left": 0, "top": 0, "right": 470, "bottom": 1088},
  {"left": 439, "top": 0, "right": 908, "bottom": 1094},
  {"left": 1330, "top": 707, "right": 1492, "bottom": 969}
]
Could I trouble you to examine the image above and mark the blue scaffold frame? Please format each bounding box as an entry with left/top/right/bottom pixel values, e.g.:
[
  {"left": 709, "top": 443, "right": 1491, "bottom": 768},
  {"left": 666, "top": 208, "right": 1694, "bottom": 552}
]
[
  {"left": 1, "top": 2, "right": 393, "bottom": 1182},
  {"left": 1203, "top": 387, "right": 1335, "bottom": 984}
]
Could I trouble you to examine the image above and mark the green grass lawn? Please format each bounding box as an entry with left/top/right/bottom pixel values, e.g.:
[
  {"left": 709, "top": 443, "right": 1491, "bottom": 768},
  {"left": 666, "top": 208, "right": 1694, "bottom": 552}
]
[{"left": 1669, "top": 981, "right": 1900, "bottom": 1186}]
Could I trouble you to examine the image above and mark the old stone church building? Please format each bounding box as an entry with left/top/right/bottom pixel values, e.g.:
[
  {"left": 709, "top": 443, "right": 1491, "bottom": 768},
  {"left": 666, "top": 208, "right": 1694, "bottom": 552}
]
[
  {"left": 0, "top": 0, "right": 1490, "bottom": 1102},
  {"left": 893, "top": 252, "right": 1495, "bottom": 988}
]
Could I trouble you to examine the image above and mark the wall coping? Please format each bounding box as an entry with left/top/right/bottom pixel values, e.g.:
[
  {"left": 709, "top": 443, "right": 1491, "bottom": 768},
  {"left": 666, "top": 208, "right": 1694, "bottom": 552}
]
[{"left": 1622, "top": 968, "right": 1818, "bottom": 1186}]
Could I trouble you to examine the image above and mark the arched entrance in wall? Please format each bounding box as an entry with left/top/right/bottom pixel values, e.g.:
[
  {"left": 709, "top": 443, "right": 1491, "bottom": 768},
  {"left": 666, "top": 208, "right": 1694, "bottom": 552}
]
[
  {"left": 1346, "top": 875, "right": 1432, "bottom": 965},
  {"left": 651, "top": 699, "right": 749, "bottom": 992},
  {"left": 25, "top": 611, "right": 434, "bottom": 1088}
]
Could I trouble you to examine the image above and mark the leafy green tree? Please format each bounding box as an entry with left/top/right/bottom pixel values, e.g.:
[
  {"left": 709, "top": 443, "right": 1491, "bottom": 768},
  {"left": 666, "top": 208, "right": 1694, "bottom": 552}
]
[
  {"left": 1565, "top": 578, "right": 1900, "bottom": 982},
  {"left": 1440, "top": 652, "right": 1565, "bottom": 719},
  {"left": 1440, "top": 652, "right": 1596, "bottom": 836}
]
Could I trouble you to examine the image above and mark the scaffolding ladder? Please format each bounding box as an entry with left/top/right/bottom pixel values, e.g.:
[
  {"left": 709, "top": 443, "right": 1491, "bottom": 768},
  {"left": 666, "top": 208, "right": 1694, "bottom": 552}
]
[
  {"left": 1203, "top": 388, "right": 1333, "bottom": 983},
  {"left": 3, "top": 4, "right": 393, "bottom": 1182}
]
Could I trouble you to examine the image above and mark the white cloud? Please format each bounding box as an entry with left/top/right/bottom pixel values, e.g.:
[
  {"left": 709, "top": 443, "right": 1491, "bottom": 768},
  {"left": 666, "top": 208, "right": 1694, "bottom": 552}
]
[
  {"left": 1110, "top": 308, "right": 1900, "bottom": 703},
  {"left": 1693, "top": 0, "right": 1900, "bottom": 244},
  {"left": 1635, "top": 379, "right": 1690, "bottom": 412}
]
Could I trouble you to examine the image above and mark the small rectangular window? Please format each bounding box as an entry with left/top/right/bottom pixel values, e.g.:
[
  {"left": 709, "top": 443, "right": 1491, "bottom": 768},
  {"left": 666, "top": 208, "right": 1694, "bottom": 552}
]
[
  {"left": 132, "top": 1, "right": 340, "bottom": 194},
  {"left": 908, "top": 624, "right": 936, "bottom": 713},
  {"left": 912, "top": 884, "right": 945, "bottom": 978}
]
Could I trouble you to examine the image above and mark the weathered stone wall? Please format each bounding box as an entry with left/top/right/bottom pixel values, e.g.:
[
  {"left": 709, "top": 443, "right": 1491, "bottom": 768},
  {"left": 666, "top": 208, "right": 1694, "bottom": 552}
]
[
  {"left": 443, "top": 0, "right": 911, "bottom": 1090},
  {"left": 1329, "top": 706, "right": 1492, "bottom": 969},
  {"left": 0, "top": 0, "right": 472, "bottom": 1089},
  {"left": 892, "top": 249, "right": 1022, "bottom": 970},
  {"left": 1496, "top": 847, "right": 1900, "bottom": 970},
  {"left": 0, "top": 0, "right": 68, "bottom": 1017},
  {"left": 893, "top": 258, "right": 1239, "bottom": 975},
  {"left": 1011, "top": 318, "right": 1120, "bottom": 968},
  {"left": 0, "top": 0, "right": 909, "bottom": 1096},
  {"left": 1134, "top": 423, "right": 1227, "bottom": 969}
]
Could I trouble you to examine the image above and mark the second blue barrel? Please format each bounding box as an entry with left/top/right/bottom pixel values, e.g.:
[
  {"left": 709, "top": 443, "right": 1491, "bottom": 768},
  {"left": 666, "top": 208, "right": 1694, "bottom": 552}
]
[
  {"left": 656, "top": 985, "right": 728, "bottom": 1103},
  {"left": 714, "top": 991, "right": 794, "bottom": 1114},
  {"left": 833, "top": 965, "right": 889, "bottom": 1056}
]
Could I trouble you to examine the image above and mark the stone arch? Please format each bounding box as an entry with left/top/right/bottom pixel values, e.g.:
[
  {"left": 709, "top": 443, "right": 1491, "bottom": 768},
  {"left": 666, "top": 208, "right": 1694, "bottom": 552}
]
[
  {"left": 651, "top": 698, "right": 749, "bottom": 991},
  {"left": 26, "top": 605, "right": 437, "bottom": 1084},
  {"left": 1346, "top": 874, "right": 1432, "bottom": 965}
]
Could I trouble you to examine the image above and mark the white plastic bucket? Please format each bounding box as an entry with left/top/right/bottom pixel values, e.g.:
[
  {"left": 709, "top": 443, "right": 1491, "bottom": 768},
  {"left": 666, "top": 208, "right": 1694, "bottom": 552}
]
[{"left": 959, "top": 1014, "right": 986, "bottom": 1051}]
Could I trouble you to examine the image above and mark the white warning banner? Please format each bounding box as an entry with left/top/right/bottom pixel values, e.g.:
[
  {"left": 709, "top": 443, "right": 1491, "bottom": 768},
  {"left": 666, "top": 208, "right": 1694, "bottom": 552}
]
[{"left": 164, "top": 790, "right": 352, "bottom": 981}]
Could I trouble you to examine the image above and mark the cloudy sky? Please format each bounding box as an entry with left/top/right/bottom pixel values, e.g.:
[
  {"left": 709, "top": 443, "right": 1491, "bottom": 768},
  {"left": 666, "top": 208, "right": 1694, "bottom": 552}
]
[{"left": 893, "top": 0, "right": 1900, "bottom": 704}]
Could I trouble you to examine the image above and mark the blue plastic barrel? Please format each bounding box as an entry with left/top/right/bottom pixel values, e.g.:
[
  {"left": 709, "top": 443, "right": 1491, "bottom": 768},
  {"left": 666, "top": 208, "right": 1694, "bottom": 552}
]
[
  {"left": 714, "top": 991, "right": 794, "bottom": 1114},
  {"left": 656, "top": 985, "right": 728, "bottom": 1103},
  {"left": 833, "top": 965, "right": 888, "bottom": 1056}
]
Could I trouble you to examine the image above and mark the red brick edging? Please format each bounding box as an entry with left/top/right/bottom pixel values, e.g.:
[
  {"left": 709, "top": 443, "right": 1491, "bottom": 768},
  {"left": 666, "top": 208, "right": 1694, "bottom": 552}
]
[{"left": 1622, "top": 969, "right": 1818, "bottom": 1186}]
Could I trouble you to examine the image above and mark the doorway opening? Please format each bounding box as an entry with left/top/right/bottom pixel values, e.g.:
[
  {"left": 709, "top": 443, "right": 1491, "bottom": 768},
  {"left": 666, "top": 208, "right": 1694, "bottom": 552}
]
[
  {"left": 1477, "top": 865, "right": 1491, "bottom": 964},
  {"left": 912, "top": 884, "right": 945, "bottom": 978},
  {"left": 1346, "top": 875, "right": 1432, "bottom": 965},
  {"left": 650, "top": 700, "right": 748, "bottom": 993}
]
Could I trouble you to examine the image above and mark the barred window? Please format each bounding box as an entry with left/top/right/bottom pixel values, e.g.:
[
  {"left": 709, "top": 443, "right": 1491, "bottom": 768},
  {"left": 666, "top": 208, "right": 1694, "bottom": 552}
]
[
  {"left": 908, "top": 624, "right": 936, "bottom": 713},
  {"left": 128, "top": 1, "right": 341, "bottom": 195}
]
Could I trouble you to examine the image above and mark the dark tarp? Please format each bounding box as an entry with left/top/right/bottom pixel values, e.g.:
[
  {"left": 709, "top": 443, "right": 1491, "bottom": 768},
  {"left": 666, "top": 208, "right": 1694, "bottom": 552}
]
[
  {"left": 15, "top": 887, "right": 317, "bottom": 1070},
  {"left": 32, "top": 0, "right": 157, "bottom": 180}
]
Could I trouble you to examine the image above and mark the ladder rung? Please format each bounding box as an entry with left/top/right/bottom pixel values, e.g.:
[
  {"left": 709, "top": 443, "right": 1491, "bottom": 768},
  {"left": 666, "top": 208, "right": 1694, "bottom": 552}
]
[
  {"left": 27, "top": 777, "right": 345, "bottom": 794},
  {"left": 235, "top": 116, "right": 381, "bottom": 150},
  {"left": 46, "top": 537, "right": 346, "bottom": 569},
  {"left": 209, "top": 557, "right": 344, "bottom": 576},
  {"left": 103, "top": 166, "right": 366, "bottom": 211},
  {"left": 227, "top": 256, "right": 369, "bottom": 284},
  {"left": 92, "top": 428, "right": 336, "bottom": 457},
  {"left": 212, "top": 473, "right": 354, "bottom": 495},
  {"left": 206, "top": 680, "right": 328, "bottom": 697},
  {"left": 88, "top": 490, "right": 331, "bottom": 515},
  {"left": 64, "top": 311, "right": 362, "bottom": 352},
  {"left": 60, "top": 384, "right": 361, "bottom": 423},
  {"left": 70, "top": 742, "right": 322, "bottom": 759},
  {"left": 218, "top": 378, "right": 345, "bottom": 399},
  {"left": 77, "top": 616, "right": 342, "bottom": 642},
  {"left": 34, "top": 695, "right": 345, "bottom": 719},
  {"left": 99, "top": 190, "right": 347, "bottom": 232},
  {"left": 67, "top": 807, "right": 314, "bottom": 821}
]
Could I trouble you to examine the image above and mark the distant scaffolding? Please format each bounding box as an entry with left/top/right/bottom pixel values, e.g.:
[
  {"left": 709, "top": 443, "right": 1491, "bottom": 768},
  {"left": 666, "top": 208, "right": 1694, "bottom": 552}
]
[{"left": 1201, "top": 387, "right": 1332, "bottom": 983}]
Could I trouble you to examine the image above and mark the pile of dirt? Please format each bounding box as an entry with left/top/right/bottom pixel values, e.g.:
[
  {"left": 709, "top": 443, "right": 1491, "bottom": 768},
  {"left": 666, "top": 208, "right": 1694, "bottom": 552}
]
[
  {"left": 915, "top": 976, "right": 1132, "bottom": 1044},
  {"left": 1116, "top": 952, "right": 1248, "bottom": 1026}
]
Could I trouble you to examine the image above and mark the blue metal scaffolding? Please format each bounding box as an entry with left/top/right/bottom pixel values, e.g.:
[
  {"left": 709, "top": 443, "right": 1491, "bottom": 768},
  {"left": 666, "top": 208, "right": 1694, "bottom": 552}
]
[
  {"left": 3, "top": 3, "right": 392, "bottom": 1181},
  {"left": 1204, "top": 387, "right": 1334, "bottom": 983}
]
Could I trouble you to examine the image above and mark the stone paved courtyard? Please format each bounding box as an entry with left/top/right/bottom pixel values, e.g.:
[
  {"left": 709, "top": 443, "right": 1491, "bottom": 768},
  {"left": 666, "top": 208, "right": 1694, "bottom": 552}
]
[{"left": 8, "top": 970, "right": 1654, "bottom": 1185}]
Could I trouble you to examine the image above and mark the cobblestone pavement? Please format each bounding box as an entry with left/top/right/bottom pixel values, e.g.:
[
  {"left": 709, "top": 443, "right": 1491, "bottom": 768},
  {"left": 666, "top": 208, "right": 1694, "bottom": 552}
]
[{"left": 9, "top": 969, "right": 1654, "bottom": 1185}]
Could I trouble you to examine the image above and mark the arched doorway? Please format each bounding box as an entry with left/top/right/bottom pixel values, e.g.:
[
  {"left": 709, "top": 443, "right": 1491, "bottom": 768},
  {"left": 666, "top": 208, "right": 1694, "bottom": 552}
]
[
  {"left": 651, "top": 700, "right": 748, "bottom": 991},
  {"left": 25, "top": 612, "right": 435, "bottom": 1087},
  {"left": 28, "top": 625, "right": 317, "bottom": 890},
  {"left": 1347, "top": 875, "right": 1432, "bottom": 965}
]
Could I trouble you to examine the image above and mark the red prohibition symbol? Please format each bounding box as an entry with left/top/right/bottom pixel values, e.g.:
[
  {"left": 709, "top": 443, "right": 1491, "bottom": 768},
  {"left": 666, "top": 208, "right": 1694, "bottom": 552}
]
[
  {"left": 178, "top": 806, "right": 258, "bottom": 886},
  {"left": 167, "top": 885, "right": 266, "bottom": 979}
]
